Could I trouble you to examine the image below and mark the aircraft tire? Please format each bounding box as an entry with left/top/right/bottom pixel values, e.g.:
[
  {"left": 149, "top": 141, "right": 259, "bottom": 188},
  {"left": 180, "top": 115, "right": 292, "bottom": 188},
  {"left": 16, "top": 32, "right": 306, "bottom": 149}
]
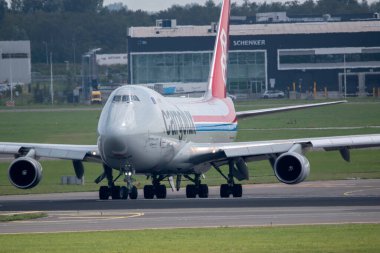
[
  {"left": 111, "top": 186, "right": 121, "bottom": 199},
  {"left": 129, "top": 186, "right": 138, "bottom": 199},
  {"left": 220, "top": 184, "right": 230, "bottom": 198},
  {"left": 199, "top": 184, "right": 209, "bottom": 198},
  {"left": 232, "top": 184, "right": 243, "bottom": 198},
  {"left": 144, "top": 185, "right": 154, "bottom": 199},
  {"left": 156, "top": 185, "right": 167, "bottom": 199},
  {"left": 120, "top": 186, "right": 129, "bottom": 199},
  {"left": 186, "top": 185, "right": 197, "bottom": 198},
  {"left": 99, "top": 186, "right": 110, "bottom": 200}
]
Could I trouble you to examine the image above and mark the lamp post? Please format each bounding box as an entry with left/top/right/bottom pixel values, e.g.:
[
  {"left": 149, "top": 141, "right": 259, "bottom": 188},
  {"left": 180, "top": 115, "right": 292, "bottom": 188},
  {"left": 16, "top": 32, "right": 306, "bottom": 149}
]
[
  {"left": 81, "top": 48, "right": 101, "bottom": 103},
  {"left": 344, "top": 53, "right": 347, "bottom": 99},
  {"left": 4, "top": 50, "right": 16, "bottom": 107},
  {"left": 50, "top": 52, "right": 54, "bottom": 105},
  {"left": 43, "top": 41, "right": 48, "bottom": 65},
  {"left": 89, "top": 48, "right": 101, "bottom": 81},
  {"left": 9, "top": 55, "right": 13, "bottom": 103},
  {"left": 64, "top": 60, "right": 70, "bottom": 72},
  {"left": 72, "top": 37, "right": 76, "bottom": 76}
]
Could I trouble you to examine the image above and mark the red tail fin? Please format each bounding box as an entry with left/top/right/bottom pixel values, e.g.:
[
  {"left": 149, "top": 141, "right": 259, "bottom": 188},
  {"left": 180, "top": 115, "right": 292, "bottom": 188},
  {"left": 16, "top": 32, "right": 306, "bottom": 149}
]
[{"left": 206, "top": 0, "right": 231, "bottom": 99}]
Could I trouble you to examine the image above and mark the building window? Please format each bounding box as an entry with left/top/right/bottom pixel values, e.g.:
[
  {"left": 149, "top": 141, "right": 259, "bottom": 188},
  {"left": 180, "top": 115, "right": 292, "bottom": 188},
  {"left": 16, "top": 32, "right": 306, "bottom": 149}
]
[
  {"left": 1, "top": 53, "right": 28, "bottom": 59},
  {"left": 278, "top": 48, "right": 380, "bottom": 70},
  {"left": 130, "top": 51, "right": 267, "bottom": 93}
]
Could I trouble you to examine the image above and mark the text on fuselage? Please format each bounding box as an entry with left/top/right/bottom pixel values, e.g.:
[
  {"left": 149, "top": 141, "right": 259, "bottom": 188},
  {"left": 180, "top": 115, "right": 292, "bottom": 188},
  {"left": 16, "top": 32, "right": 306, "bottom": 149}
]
[
  {"left": 220, "top": 28, "right": 228, "bottom": 85},
  {"left": 162, "top": 110, "right": 196, "bottom": 139}
]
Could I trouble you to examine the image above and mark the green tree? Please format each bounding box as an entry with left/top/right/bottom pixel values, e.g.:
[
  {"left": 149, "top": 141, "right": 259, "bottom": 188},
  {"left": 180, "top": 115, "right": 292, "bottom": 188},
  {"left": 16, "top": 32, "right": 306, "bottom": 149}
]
[
  {"left": 0, "top": 0, "right": 7, "bottom": 21},
  {"left": 370, "top": 1, "right": 380, "bottom": 12},
  {"left": 22, "top": 0, "right": 44, "bottom": 13},
  {"left": 315, "top": 0, "right": 367, "bottom": 14},
  {"left": 63, "top": 0, "right": 103, "bottom": 12},
  {"left": 42, "top": 0, "right": 63, "bottom": 12},
  {"left": 231, "top": 0, "right": 259, "bottom": 16},
  {"left": 286, "top": 0, "right": 316, "bottom": 15},
  {"left": 257, "top": 2, "right": 286, "bottom": 13},
  {"left": 10, "top": 0, "right": 23, "bottom": 12},
  {"left": 205, "top": 0, "right": 216, "bottom": 9},
  {"left": 2, "top": 0, "right": 377, "bottom": 65},
  {"left": 298, "top": 0, "right": 316, "bottom": 15}
]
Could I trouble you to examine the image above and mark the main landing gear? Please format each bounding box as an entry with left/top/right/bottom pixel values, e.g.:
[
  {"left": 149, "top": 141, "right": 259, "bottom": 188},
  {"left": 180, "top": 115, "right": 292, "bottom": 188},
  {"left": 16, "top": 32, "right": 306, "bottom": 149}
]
[
  {"left": 96, "top": 161, "right": 244, "bottom": 200},
  {"left": 143, "top": 175, "right": 168, "bottom": 199},
  {"left": 143, "top": 174, "right": 209, "bottom": 199},
  {"left": 96, "top": 164, "right": 138, "bottom": 200},
  {"left": 184, "top": 174, "right": 209, "bottom": 198},
  {"left": 213, "top": 161, "right": 243, "bottom": 198}
]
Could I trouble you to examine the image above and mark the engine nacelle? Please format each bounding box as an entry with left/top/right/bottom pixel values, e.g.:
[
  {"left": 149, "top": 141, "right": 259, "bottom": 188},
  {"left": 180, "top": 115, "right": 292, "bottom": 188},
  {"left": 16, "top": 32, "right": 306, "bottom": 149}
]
[
  {"left": 8, "top": 157, "right": 43, "bottom": 189},
  {"left": 273, "top": 152, "right": 310, "bottom": 185}
]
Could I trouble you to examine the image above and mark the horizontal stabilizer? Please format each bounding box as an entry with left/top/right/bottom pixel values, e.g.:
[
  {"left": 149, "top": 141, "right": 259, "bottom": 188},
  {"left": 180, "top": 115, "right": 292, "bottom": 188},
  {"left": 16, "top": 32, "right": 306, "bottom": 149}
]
[{"left": 236, "top": 100, "right": 347, "bottom": 119}]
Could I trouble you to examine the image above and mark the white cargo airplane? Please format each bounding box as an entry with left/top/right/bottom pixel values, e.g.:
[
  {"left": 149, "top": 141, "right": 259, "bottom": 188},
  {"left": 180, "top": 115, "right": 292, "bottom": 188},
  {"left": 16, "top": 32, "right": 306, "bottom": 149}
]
[{"left": 1, "top": 0, "right": 380, "bottom": 200}]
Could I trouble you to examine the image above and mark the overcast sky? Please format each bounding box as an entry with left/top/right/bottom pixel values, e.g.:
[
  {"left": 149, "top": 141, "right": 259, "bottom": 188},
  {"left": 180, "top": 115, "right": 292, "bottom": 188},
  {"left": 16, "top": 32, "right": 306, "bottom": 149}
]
[{"left": 103, "top": 0, "right": 378, "bottom": 12}]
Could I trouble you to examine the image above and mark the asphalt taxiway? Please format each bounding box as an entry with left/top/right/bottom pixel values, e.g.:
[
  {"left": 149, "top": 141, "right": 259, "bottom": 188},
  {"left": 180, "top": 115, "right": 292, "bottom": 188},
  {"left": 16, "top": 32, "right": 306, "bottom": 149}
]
[{"left": 0, "top": 179, "right": 379, "bottom": 234}]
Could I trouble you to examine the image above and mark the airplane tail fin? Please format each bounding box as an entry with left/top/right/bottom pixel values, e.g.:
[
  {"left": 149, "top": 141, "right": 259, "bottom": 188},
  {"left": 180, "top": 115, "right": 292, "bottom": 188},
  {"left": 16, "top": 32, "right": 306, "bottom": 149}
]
[{"left": 205, "top": 0, "right": 231, "bottom": 100}]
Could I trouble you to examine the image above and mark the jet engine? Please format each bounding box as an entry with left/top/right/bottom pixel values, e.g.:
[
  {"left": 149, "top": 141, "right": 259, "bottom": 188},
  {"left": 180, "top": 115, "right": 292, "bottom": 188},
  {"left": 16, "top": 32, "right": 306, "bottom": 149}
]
[
  {"left": 273, "top": 152, "right": 310, "bottom": 184},
  {"left": 8, "top": 157, "right": 43, "bottom": 189}
]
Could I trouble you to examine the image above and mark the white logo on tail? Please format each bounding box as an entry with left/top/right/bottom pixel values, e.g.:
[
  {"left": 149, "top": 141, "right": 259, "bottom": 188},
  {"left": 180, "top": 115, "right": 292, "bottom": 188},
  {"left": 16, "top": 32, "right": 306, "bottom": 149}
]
[{"left": 220, "top": 28, "right": 228, "bottom": 86}]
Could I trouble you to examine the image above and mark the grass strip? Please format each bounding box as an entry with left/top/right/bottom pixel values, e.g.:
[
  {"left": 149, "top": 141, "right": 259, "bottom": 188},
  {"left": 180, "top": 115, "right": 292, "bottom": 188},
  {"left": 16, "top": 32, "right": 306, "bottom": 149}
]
[
  {"left": 0, "top": 224, "right": 379, "bottom": 252},
  {"left": 0, "top": 212, "right": 47, "bottom": 222}
]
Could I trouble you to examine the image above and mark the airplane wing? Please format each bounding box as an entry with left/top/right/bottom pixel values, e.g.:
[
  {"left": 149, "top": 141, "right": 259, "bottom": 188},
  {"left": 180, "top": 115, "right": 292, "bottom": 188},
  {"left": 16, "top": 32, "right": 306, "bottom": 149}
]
[
  {"left": 190, "top": 134, "right": 380, "bottom": 164},
  {"left": 185, "top": 134, "right": 380, "bottom": 183},
  {"left": 0, "top": 142, "right": 100, "bottom": 162},
  {"left": 236, "top": 100, "right": 347, "bottom": 119},
  {"left": 219, "top": 134, "right": 380, "bottom": 158}
]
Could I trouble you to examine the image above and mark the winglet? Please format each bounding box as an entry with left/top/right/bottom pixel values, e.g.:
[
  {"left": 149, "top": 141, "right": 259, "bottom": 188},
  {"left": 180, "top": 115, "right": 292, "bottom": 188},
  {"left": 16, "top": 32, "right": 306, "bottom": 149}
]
[{"left": 205, "top": 0, "right": 231, "bottom": 100}]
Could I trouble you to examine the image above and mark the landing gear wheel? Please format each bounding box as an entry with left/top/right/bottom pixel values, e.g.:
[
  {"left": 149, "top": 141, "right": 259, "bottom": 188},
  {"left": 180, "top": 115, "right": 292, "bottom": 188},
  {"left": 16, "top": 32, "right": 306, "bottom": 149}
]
[
  {"left": 144, "top": 185, "right": 154, "bottom": 199},
  {"left": 99, "top": 186, "right": 110, "bottom": 200},
  {"left": 186, "top": 185, "right": 197, "bottom": 198},
  {"left": 232, "top": 184, "right": 242, "bottom": 198},
  {"left": 120, "top": 186, "right": 129, "bottom": 199},
  {"left": 129, "top": 186, "right": 138, "bottom": 199},
  {"left": 220, "top": 184, "right": 230, "bottom": 198},
  {"left": 156, "top": 185, "right": 167, "bottom": 199},
  {"left": 111, "top": 186, "right": 121, "bottom": 199},
  {"left": 199, "top": 184, "right": 209, "bottom": 198}
]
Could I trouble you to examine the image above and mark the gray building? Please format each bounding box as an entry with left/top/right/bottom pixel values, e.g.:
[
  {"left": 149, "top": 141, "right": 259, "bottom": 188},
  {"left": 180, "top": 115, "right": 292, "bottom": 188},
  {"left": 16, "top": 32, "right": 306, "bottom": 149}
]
[
  {"left": 127, "top": 17, "right": 380, "bottom": 97},
  {"left": 0, "top": 41, "right": 31, "bottom": 85}
]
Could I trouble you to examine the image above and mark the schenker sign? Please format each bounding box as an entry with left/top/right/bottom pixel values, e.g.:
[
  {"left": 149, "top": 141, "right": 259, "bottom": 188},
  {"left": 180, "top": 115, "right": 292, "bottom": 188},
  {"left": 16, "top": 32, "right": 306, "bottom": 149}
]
[
  {"left": 96, "top": 54, "right": 128, "bottom": 66},
  {"left": 232, "top": 40, "right": 266, "bottom": 47}
]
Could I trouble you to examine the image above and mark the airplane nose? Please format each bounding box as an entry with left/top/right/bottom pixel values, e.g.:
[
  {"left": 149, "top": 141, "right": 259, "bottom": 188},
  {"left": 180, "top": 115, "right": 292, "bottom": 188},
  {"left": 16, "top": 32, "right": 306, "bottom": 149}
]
[{"left": 104, "top": 137, "right": 128, "bottom": 157}]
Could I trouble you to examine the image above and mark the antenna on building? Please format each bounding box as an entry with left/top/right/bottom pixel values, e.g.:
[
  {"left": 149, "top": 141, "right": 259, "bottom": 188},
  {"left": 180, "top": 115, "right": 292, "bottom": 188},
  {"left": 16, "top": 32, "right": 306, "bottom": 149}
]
[{"left": 208, "top": 22, "right": 218, "bottom": 33}]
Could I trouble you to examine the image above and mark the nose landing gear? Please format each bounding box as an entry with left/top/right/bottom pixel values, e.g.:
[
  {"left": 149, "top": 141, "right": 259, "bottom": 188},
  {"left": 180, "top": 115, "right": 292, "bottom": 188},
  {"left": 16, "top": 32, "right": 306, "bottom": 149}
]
[
  {"left": 96, "top": 164, "right": 138, "bottom": 200},
  {"left": 121, "top": 170, "right": 138, "bottom": 199}
]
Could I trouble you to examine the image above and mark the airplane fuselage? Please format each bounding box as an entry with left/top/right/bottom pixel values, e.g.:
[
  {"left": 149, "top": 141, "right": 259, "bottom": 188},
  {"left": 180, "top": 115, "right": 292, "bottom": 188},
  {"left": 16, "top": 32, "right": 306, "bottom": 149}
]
[{"left": 97, "top": 85, "right": 237, "bottom": 175}]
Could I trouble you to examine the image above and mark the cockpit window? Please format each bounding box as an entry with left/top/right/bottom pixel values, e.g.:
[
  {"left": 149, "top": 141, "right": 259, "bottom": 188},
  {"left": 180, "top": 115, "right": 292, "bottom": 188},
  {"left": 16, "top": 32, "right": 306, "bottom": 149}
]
[
  {"left": 113, "top": 95, "right": 121, "bottom": 102},
  {"left": 113, "top": 94, "right": 140, "bottom": 103},
  {"left": 122, "top": 95, "right": 131, "bottom": 102}
]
